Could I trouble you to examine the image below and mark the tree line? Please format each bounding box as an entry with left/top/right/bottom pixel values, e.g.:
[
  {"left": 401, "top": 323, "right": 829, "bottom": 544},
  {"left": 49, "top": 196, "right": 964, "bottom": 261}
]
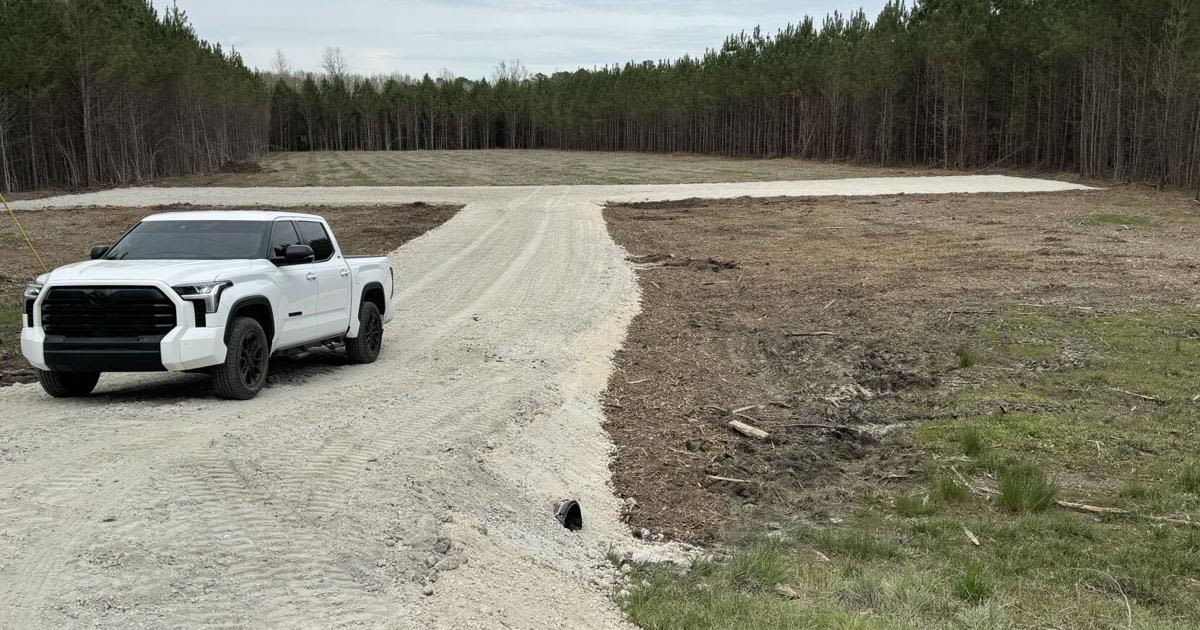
[
  {"left": 0, "top": 0, "right": 267, "bottom": 193},
  {"left": 268, "top": 0, "right": 1200, "bottom": 191},
  {"left": 1, "top": 0, "right": 1198, "bottom": 193}
]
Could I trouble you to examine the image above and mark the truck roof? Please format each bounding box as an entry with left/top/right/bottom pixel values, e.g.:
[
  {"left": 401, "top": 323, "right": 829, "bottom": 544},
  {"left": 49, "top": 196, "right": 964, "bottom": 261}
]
[{"left": 142, "top": 210, "right": 325, "bottom": 222}]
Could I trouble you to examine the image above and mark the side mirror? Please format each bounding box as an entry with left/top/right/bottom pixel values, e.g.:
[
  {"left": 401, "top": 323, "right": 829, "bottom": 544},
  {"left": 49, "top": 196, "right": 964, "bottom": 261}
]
[
  {"left": 284, "top": 244, "right": 314, "bottom": 265},
  {"left": 90, "top": 245, "right": 110, "bottom": 259}
]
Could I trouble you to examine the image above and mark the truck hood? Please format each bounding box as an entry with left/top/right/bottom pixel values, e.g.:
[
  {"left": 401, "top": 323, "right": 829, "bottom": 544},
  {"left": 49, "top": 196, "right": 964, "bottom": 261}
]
[{"left": 45, "top": 259, "right": 256, "bottom": 286}]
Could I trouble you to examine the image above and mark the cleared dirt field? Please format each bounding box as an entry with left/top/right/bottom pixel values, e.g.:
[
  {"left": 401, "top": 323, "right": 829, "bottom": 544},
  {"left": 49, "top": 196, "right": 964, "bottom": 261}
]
[
  {"left": 164, "top": 150, "right": 952, "bottom": 187},
  {"left": 603, "top": 186, "right": 1200, "bottom": 628}
]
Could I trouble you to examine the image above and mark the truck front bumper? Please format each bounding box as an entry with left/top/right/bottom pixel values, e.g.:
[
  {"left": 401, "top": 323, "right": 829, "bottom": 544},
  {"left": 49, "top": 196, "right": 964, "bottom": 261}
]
[
  {"left": 20, "top": 327, "right": 48, "bottom": 371},
  {"left": 21, "top": 324, "right": 227, "bottom": 373},
  {"left": 22, "top": 280, "right": 232, "bottom": 374},
  {"left": 161, "top": 325, "right": 227, "bottom": 371}
]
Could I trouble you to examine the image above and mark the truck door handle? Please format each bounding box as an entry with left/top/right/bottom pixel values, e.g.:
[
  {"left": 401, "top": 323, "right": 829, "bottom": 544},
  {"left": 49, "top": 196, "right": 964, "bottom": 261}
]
[
  {"left": 339, "top": 269, "right": 350, "bottom": 277},
  {"left": 305, "top": 272, "right": 317, "bottom": 281}
]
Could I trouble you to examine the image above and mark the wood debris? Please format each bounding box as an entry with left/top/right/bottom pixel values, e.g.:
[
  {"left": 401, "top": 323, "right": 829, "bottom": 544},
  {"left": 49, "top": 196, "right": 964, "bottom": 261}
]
[
  {"left": 706, "top": 474, "right": 752, "bottom": 483},
  {"left": 773, "top": 583, "right": 800, "bottom": 599},
  {"left": 1105, "top": 386, "right": 1163, "bottom": 404},
  {"left": 727, "top": 418, "right": 769, "bottom": 439}
]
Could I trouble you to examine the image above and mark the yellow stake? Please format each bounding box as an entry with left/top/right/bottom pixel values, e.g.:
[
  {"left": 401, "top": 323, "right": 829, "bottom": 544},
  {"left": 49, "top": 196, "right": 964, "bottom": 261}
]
[{"left": 1, "top": 191, "right": 48, "bottom": 274}]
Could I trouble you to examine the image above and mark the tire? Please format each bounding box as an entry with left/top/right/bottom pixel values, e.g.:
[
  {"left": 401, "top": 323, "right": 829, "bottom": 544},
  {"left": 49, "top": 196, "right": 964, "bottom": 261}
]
[
  {"left": 346, "top": 302, "right": 383, "bottom": 364},
  {"left": 212, "top": 316, "right": 270, "bottom": 400},
  {"left": 37, "top": 370, "right": 100, "bottom": 398}
]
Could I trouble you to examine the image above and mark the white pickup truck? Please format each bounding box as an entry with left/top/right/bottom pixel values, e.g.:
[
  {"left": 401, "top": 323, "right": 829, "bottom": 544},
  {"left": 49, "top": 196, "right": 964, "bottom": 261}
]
[{"left": 20, "top": 211, "right": 394, "bottom": 399}]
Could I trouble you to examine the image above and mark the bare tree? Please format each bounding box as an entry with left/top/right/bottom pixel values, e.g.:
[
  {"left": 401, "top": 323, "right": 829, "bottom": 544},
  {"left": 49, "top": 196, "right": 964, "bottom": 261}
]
[
  {"left": 322, "top": 47, "right": 348, "bottom": 78},
  {"left": 271, "top": 49, "right": 291, "bottom": 77},
  {"left": 491, "top": 59, "right": 529, "bottom": 84},
  {"left": 0, "top": 101, "right": 14, "bottom": 193}
]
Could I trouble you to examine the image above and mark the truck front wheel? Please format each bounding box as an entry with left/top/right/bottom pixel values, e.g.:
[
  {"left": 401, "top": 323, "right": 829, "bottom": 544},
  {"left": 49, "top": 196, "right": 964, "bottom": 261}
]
[
  {"left": 212, "top": 316, "right": 270, "bottom": 400},
  {"left": 37, "top": 370, "right": 100, "bottom": 397},
  {"left": 345, "top": 302, "right": 383, "bottom": 364}
]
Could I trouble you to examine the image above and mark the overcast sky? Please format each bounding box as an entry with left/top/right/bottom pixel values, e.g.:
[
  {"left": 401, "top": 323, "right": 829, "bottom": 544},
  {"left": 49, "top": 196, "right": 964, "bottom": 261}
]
[{"left": 155, "top": 0, "right": 888, "bottom": 79}]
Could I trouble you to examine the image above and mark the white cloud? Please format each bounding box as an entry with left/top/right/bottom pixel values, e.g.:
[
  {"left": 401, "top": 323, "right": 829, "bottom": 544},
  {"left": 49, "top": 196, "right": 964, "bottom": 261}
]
[{"left": 159, "top": 0, "right": 889, "bottom": 79}]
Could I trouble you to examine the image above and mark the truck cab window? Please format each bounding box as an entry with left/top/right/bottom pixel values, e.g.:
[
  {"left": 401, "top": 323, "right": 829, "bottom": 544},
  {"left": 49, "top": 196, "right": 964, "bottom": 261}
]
[
  {"left": 104, "top": 220, "right": 270, "bottom": 260},
  {"left": 297, "top": 221, "right": 335, "bottom": 262},
  {"left": 270, "top": 221, "right": 302, "bottom": 259}
]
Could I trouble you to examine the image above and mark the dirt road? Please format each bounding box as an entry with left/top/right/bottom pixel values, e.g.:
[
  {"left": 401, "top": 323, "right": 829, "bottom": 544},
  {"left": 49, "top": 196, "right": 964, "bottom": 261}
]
[{"left": 0, "top": 176, "right": 1092, "bottom": 629}]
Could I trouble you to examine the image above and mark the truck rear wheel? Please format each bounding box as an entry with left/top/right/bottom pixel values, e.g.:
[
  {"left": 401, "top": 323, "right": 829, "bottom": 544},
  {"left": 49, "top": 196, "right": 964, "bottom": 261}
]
[
  {"left": 37, "top": 370, "right": 100, "bottom": 398},
  {"left": 346, "top": 302, "right": 383, "bottom": 364},
  {"left": 212, "top": 316, "right": 270, "bottom": 400}
]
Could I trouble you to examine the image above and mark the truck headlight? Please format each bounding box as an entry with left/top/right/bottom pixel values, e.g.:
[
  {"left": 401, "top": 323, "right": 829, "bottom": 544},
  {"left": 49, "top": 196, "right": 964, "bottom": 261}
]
[
  {"left": 173, "top": 281, "right": 232, "bottom": 314},
  {"left": 22, "top": 282, "right": 42, "bottom": 327}
]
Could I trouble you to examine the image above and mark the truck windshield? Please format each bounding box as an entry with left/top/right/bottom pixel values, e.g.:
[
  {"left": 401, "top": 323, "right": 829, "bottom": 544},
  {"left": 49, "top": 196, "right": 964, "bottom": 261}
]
[{"left": 104, "top": 220, "right": 269, "bottom": 260}]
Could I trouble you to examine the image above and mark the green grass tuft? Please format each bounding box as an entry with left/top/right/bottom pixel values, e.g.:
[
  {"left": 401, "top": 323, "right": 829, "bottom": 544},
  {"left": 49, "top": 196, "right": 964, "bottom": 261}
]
[
  {"left": 606, "top": 546, "right": 623, "bottom": 568},
  {"left": 960, "top": 427, "right": 988, "bottom": 458},
  {"left": 895, "top": 493, "right": 936, "bottom": 517},
  {"left": 726, "top": 538, "right": 791, "bottom": 591},
  {"left": 954, "top": 344, "right": 978, "bottom": 368},
  {"left": 1177, "top": 461, "right": 1200, "bottom": 494},
  {"left": 953, "top": 564, "right": 995, "bottom": 603},
  {"left": 931, "top": 476, "right": 972, "bottom": 504},
  {"left": 1119, "top": 480, "right": 1156, "bottom": 500},
  {"left": 999, "top": 463, "right": 1057, "bottom": 513},
  {"left": 1092, "top": 212, "right": 1151, "bottom": 226},
  {"left": 807, "top": 528, "right": 901, "bottom": 561}
]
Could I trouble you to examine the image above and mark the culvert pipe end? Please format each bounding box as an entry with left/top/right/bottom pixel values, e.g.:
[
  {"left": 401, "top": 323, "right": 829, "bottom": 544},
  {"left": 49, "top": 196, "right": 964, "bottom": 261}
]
[{"left": 555, "top": 499, "right": 583, "bottom": 531}]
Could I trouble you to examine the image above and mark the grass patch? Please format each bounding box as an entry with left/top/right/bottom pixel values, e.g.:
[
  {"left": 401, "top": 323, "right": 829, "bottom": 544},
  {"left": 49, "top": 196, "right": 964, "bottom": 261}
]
[
  {"left": 346, "top": 169, "right": 378, "bottom": 185},
  {"left": 805, "top": 528, "right": 902, "bottom": 562},
  {"left": 998, "top": 463, "right": 1057, "bottom": 512},
  {"left": 959, "top": 427, "right": 988, "bottom": 458},
  {"left": 895, "top": 493, "right": 936, "bottom": 517},
  {"left": 918, "top": 308, "right": 1200, "bottom": 470},
  {"left": 1119, "top": 480, "right": 1157, "bottom": 500},
  {"left": 954, "top": 344, "right": 979, "bottom": 368},
  {"left": 930, "top": 476, "right": 971, "bottom": 504},
  {"left": 726, "top": 538, "right": 791, "bottom": 590},
  {"left": 1177, "top": 461, "right": 1200, "bottom": 494},
  {"left": 626, "top": 307, "right": 1200, "bottom": 628},
  {"left": 623, "top": 508, "right": 1200, "bottom": 629},
  {"left": 0, "top": 285, "right": 24, "bottom": 359},
  {"left": 952, "top": 564, "right": 994, "bottom": 603},
  {"left": 1091, "top": 212, "right": 1152, "bottom": 226}
]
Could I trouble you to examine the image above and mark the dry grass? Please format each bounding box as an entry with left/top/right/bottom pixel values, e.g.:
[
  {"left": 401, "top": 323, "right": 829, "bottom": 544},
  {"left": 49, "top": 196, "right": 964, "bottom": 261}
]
[{"left": 162, "top": 150, "right": 951, "bottom": 187}]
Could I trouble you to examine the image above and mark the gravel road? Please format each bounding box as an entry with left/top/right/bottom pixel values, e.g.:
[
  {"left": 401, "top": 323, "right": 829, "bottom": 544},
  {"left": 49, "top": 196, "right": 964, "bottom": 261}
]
[{"left": 0, "top": 175, "right": 1093, "bottom": 629}]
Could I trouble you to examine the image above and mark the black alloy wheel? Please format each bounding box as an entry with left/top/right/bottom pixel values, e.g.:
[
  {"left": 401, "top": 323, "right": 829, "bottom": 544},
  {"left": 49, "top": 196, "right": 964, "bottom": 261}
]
[{"left": 238, "top": 329, "right": 267, "bottom": 388}]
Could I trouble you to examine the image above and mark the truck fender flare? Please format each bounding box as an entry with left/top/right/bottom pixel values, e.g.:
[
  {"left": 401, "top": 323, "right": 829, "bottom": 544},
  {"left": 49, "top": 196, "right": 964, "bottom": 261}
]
[
  {"left": 223, "top": 295, "right": 275, "bottom": 345},
  {"left": 348, "top": 282, "right": 387, "bottom": 338},
  {"left": 360, "top": 281, "right": 385, "bottom": 306}
]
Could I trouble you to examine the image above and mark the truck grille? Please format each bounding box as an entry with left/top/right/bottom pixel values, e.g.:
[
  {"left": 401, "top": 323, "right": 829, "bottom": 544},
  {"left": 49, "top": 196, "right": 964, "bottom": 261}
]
[{"left": 41, "top": 286, "right": 177, "bottom": 338}]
